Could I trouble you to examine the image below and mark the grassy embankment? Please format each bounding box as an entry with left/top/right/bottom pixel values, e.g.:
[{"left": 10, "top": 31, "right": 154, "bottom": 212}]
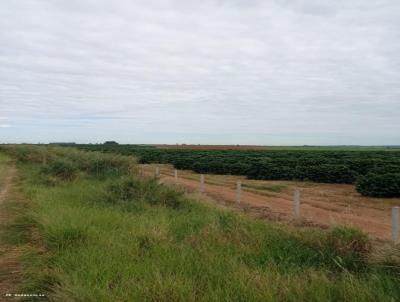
[{"left": 1, "top": 145, "right": 399, "bottom": 301}]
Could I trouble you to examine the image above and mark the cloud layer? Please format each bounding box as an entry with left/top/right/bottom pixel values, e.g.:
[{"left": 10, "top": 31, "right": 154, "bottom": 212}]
[{"left": 1, "top": 0, "right": 399, "bottom": 144}]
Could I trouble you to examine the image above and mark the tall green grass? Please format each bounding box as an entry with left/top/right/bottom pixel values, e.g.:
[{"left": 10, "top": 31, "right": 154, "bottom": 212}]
[
  {"left": 2, "top": 146, "right": 399, "bottom": 301},
  {"left": 0, "top": 144, "right": 136, "bottom": 178}
]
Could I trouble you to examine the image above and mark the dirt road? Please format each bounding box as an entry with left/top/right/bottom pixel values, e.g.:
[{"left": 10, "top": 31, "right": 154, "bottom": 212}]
[
  {"left": 0, "top": 167, "right": 15, "bottom": 206},
  {"left": 0, "top": 163, "right": 22, "bottom": 299},
  {"left": 141, "top": 165, "right": 399, "bottom": 240}
]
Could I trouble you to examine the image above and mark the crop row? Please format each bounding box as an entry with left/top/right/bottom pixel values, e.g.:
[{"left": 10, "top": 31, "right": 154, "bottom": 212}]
[{"left": 77, "top": 145, "right": 400, "bottom": 197}]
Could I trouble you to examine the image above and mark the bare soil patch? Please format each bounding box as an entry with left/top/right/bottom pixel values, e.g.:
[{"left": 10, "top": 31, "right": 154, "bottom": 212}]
[
  {"left": 0, "top": 165, "right": 23, "bottom": 299},
  {"left": 141, "top": 164, "right": 400, "bottom": 240}
]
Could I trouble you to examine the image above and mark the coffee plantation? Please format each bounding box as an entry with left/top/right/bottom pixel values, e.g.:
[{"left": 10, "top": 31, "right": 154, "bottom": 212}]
[{"left": 76, "top": 145, "right": 400, "bottom": 198}]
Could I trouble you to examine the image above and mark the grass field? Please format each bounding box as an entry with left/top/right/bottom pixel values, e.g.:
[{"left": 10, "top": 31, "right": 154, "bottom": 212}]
[{"left": 1, "top": 146, "right": 400, "bottom": 301}]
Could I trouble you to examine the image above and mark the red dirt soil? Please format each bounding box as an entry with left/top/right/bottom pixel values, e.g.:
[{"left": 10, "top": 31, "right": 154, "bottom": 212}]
[
  {"left": 141, "top": 165, "right": 400, "bottom": 241},
  {"left": 0, "top": 166, "right": 23, "bottom": 300}
]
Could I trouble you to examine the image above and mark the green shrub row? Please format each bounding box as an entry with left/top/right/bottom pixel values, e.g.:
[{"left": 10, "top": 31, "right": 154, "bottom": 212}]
[
  {"left": 356, "top": 173, "right": 400, "bottom": 197},
  {"left": 75, "top": 145, "right": 400, "bottom": 198}
]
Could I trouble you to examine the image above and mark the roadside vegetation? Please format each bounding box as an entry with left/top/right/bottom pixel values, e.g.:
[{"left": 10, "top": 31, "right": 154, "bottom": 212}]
[
  {"left": 0, "top": 145, "right": 399, "bottom": 301},
  {"left": 77, "top": 145, "right": 400, "bottom": 197}
]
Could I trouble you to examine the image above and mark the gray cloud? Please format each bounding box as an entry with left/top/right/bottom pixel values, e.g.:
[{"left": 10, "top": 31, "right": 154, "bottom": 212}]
[{"left": 0, "top": 0, "right": 399, "bottom": 144}]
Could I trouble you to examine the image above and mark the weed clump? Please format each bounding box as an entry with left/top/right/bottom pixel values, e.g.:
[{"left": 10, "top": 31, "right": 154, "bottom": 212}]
[
  {"left": 107, "top": 177, "right": 183, "bottom": 208},
  {"left": 44, "top": 226, "right": 88, "bottom": 250},
  {"left": 42, "top": 158, "right": 79, "bottom": 181},
  {"left": 325, "top": 226, "right": 371, "bottom": 271},
  {"left": 371, "top": 245, "right": 400, "bottom": 275},
  {"left": 107, "top": 177, "right": 145, "bottom": 201},
  {"left": 326, "top": 226, "right": 371, "bottom": 255}
]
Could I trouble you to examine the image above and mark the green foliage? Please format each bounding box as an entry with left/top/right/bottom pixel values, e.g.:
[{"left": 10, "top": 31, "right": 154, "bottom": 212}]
[
  {"left": 356, "top": 173, "right": 400, "bottom": 197},
  {"left": 0, "top": 144, "right": 47, "bottom": 163},
  {"left": 371, "top": 245, "right": 400, "bottom": 276},
  {"left": 46, "top": 227, "right": 88, "bottom": 251},
  {"left": 297, "top": 164, "right": 357, "bottom": 183},
  {"left": 2, "top": 146, "right": 400, "bottom": 301},
  {"left": 107, "top": 176, "right": 184, "bottom": 208},
  {"left": 75, "top": 145, "right": 400, "bottom": 197},
  {"left": 326, "top": 226, "right": 371, "bottom": 255},
  {"left": 18, "top": 173, "right": 400, "bottom": 301},
  {"left": 42, "top": 158, "right": 79, "bottom": 181},
  {"left": 325, "top": 226, "right": 371, "bottom": 272},
  {"left": 2, "top": 145, "right": 137, "bottom": 180}
]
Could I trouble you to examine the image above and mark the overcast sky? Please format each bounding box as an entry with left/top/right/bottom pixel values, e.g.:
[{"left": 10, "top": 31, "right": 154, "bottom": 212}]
[{"left": 1, "top": 0, "right": 399, "bottom": 145}]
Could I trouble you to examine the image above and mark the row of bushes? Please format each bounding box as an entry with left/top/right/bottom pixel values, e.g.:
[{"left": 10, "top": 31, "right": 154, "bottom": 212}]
[
  {"left": 356, "top": 173, "right": 400, "bottom": 198},
  {"left": 75, "top": 145, "right": 400, "bottom": 198},
  {"left": 246, "top": 163, "right": 357, "bottom": 183}
]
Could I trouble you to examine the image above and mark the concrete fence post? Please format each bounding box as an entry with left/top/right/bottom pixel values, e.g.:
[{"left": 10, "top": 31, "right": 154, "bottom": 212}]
[
  {"left": 236, "top": 180, "right": 242, "bottom": 204},
  {"left": 155, "top": 167, "right": 160, "bottom": 178},
  {"left": 174, "top": 169, "right": 178, "bottom": 181},
  {"left": 392, "top": 207, "right": 399, "bottom": 243},
  {"left": 293, "top": 190, "right": 301, "bottom": 219},
  {"left": 200, "top": 174, "right": 205, "bottom": 194}
]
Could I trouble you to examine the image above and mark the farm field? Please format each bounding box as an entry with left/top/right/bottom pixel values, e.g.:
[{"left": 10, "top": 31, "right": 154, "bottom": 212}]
[
  {"left": 155, "top": 144, "right": 400, "bottom": 151},
  {"left": 140, "top": 164, "right": 399, "bottom": 240},
  {"left": 3, "top": 0, "right": 400, "bottom": 300},
  {"left": 0, "top": 145, "right": 399, "bottom": 301},
  {"left": 78, "top": 144, "right": 400, "bottom": 198}
]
